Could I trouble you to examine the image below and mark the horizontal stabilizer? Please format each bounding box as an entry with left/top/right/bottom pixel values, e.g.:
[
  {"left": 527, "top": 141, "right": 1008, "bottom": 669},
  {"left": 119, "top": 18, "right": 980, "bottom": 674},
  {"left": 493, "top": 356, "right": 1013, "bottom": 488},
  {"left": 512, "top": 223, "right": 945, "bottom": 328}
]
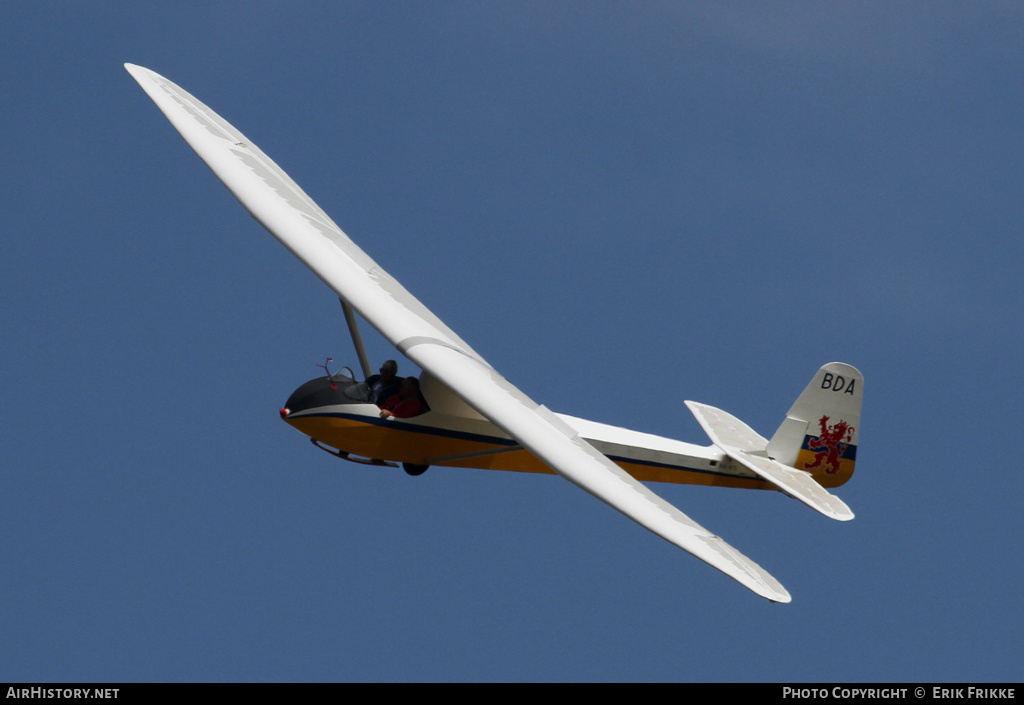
[{"left": 685, "top": 401, "right": 854, "bottom": 521}]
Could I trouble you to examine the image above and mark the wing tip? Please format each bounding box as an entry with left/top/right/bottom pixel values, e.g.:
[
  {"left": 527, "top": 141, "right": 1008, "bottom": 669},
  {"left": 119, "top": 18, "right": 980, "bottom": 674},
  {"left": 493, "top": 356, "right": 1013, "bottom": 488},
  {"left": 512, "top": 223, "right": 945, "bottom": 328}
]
[
  {"left": 745, "top": 573, "right": 791, "bottom": 603},
  {"left": 124, "top": 63, "right": 153, "bottom": 89},
  {"left": 758, "top": 579, "right": 792, "bottom": 604},
  {"left": 124, "top": 63, "right": 161, "bottom": 87},
  {"left": 757, "top": 579, "right": 792, "bottom": 604}
]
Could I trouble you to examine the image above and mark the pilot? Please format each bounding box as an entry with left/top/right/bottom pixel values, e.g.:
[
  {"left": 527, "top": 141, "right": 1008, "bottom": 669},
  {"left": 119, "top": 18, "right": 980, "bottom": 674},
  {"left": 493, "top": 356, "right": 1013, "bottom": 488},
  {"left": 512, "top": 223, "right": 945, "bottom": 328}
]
[
  {"left": 366, "top": 359, "right": 403, "bottom": 407},
  {"left": 379, "top": 377, "right": 425, "bottom": 419}
]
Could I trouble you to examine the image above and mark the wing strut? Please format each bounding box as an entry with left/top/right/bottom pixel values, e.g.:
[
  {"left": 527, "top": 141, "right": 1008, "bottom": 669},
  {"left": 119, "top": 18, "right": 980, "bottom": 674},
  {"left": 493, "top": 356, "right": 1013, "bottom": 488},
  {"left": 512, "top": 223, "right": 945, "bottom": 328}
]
[{"left": 340, "top": 298, "right": 372, "bottom": 379}]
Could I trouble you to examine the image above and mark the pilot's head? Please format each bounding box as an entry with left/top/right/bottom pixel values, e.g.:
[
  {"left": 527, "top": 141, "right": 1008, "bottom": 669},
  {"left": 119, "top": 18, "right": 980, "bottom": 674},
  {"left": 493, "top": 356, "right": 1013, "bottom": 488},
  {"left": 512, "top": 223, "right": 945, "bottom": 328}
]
[{"left": 399, "top": 376, "right": 420, "bottom": 399}]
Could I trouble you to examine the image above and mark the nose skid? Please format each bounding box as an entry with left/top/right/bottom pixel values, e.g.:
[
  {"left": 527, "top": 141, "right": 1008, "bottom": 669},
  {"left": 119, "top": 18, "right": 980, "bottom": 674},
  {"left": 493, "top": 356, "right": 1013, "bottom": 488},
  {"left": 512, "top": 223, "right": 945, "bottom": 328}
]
[{"left": 309, "top": 437, "right": 399, "bottom": 467}]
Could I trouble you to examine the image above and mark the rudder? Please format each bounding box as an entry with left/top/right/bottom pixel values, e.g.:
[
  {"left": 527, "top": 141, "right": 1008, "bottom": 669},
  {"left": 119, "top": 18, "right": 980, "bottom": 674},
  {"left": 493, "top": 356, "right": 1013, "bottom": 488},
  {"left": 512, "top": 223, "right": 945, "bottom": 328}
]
[{"left": 766, "top": 363, "right": 862, "bottom": 488}]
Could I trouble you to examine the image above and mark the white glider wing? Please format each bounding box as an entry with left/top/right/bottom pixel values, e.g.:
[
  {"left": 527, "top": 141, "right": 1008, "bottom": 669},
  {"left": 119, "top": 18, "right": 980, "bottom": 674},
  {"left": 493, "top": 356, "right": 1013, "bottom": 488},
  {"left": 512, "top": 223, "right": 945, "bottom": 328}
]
[{"left": 126, "top": 63, "right": 791, "bottom": 603}]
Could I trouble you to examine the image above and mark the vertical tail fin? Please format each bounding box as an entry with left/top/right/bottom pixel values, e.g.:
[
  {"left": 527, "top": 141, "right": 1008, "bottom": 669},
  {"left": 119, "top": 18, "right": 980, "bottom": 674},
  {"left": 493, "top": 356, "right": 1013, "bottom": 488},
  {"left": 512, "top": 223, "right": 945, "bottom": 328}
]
[{"left": 767, "top": 363, "right": 862, "bottom": 488}]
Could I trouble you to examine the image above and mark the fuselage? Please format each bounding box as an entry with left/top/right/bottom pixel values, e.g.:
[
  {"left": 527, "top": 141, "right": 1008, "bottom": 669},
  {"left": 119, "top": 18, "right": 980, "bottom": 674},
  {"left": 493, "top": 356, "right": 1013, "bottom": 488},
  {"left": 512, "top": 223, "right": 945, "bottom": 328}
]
[{"left": 280, "top": 373, "right": 778, "bottom": 489}]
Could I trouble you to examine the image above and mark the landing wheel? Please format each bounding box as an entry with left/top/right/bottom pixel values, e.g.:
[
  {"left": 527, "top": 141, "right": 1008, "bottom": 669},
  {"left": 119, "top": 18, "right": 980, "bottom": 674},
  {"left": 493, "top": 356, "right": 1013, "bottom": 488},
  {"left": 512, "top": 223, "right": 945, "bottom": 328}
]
[{"left": 402, "top": 463, "right": 429, "bottom": 476}]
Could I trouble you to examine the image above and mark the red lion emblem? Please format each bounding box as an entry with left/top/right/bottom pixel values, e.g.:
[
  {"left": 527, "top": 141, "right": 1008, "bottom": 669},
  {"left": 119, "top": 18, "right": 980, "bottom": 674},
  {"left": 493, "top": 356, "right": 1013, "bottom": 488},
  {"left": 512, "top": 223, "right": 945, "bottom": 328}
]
[{"left": 803, "top": 415, "right": 854, "bottom": 475}]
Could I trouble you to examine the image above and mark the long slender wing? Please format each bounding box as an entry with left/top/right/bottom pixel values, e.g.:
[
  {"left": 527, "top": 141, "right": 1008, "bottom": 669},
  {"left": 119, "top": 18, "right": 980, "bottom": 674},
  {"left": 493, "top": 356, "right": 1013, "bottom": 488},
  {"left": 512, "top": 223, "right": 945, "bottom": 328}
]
[{"left": 126, "top": 63, "right": 791, "bottom": 603}]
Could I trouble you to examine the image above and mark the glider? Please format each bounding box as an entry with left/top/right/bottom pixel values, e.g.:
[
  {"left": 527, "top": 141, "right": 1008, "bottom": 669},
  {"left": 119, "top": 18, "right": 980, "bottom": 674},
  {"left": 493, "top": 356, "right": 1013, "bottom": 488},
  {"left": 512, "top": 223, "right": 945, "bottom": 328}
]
[{"left": 127, "top": 63, "right": 863, "bottom": 603}]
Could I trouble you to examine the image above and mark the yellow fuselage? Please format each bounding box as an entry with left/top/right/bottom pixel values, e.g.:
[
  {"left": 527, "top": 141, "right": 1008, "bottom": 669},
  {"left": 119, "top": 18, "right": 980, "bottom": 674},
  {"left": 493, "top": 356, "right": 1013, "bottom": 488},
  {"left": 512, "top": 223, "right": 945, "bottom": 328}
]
[{"left": 283, "top": 404, "right": 854, "bottom": 490}]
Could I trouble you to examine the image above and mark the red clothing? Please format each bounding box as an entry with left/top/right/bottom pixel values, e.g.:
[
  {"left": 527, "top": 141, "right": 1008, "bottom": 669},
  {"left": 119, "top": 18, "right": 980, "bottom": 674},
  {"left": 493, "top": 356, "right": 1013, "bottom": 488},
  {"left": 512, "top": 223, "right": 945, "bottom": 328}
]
[{"left": 380, "top": 394, "right": 423, "bottom": 419}]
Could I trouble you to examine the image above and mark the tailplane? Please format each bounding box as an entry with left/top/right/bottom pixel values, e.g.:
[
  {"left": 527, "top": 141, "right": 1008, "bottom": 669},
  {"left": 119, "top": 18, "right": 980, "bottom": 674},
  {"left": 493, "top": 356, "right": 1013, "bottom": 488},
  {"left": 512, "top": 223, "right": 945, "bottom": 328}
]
[{"left": 685, "top": 362, "right": 862, "bottom": 521}]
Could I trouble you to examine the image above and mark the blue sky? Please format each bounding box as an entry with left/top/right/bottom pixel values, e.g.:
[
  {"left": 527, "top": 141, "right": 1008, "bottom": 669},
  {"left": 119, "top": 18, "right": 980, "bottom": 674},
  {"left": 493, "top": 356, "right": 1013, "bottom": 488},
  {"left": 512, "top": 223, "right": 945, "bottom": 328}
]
[{"left": 2, "top": 2, "right": 1022, "bottom": 682}]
